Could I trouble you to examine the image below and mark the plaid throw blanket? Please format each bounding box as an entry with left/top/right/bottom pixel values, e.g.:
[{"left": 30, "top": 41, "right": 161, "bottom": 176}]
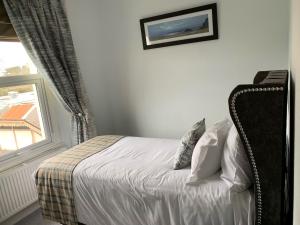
[{"left": 35, "top": 135, "right": 123, "bottom": 225}]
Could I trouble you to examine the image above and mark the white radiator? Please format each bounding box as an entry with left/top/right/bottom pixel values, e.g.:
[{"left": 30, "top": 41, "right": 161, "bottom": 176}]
[{"left": 0, "top": 161, "right": 40, "bottom": 223}]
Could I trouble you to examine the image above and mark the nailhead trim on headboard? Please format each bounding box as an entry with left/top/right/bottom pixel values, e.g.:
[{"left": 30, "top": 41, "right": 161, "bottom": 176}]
[{"left": 230, "top": 86, "right": 284, "bottom": 225}]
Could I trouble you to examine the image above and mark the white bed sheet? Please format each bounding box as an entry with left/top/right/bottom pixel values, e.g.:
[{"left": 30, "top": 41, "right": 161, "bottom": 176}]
[{"left": 73, "top": 137, "right": 254, "bottom": 225}]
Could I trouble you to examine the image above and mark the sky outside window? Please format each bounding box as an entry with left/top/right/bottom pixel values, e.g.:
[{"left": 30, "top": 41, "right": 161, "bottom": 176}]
[{"left": 0, "top": 42, "right": 37, "bottom": 76}]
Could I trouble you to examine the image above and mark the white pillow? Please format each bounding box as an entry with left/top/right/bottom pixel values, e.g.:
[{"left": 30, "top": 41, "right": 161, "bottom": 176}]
[
  {"left": 220, "top": 125, "right": 253, "bottom": 192},
  {"left": 187, "top": 118, "right": 232, "bottom": 184}
]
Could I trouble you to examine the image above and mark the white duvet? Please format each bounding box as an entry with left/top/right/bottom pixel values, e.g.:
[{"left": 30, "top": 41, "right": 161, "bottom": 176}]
[{"left": 73, "top": 137, "right": 254, "bottom": 225}]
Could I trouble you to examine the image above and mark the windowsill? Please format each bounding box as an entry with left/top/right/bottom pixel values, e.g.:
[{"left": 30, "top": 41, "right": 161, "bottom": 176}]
[{"left": 0, "top": 142, "right": 67, "bottom": 173}]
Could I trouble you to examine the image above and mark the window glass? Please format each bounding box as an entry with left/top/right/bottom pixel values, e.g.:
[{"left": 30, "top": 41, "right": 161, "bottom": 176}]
[
  {"left": 0, "top": 84, "right": 46, "bottom": 156},
  {"left": 0, "top": 41, "right": 47, "bottom": 157},
  {"left": 0, "top": 42, "right": 37, "bottom": 77}
]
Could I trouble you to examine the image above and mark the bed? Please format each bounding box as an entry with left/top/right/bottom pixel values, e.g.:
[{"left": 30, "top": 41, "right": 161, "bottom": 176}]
[
  {"left": 73, "top": 137, "right": 254, "bottom": 225},
  {"left": 35, "top": 70, "right": 292, "bottom": 225}
]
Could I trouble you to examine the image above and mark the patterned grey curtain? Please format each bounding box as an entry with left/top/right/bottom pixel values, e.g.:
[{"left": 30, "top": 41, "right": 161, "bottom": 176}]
[{"left": 3, "top": 0, "right": 97, "bottom": 144}]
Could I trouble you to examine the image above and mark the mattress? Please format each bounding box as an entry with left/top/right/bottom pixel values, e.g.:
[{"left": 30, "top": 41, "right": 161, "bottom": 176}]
[{"left": 73, "top": 137, "right": 254, "bottom": 225}]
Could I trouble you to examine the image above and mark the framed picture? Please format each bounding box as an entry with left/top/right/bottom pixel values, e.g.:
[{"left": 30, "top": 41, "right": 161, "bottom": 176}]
[{"left": 140, "top": 3, "right": 218, "bottom": 50}]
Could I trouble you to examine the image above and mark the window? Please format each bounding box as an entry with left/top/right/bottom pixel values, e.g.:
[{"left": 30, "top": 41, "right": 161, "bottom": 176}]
[{"left": 0, "top": 42, "right": 51, "bottom": 160}]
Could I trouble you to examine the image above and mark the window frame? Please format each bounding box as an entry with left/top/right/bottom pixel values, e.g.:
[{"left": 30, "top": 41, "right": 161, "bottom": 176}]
[{"left": 0, "top": 74, "right": 53, "bottom": 163}]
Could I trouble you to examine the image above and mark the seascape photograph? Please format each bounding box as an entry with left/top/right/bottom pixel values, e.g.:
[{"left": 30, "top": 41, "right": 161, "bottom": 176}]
[{"left": 147, "top": 14, "right": 209, "bottom": 42}]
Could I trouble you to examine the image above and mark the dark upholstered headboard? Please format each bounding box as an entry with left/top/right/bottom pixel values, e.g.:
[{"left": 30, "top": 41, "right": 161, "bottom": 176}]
[{"left": 228, "top": 70, "right": 293, "bottom": 225}]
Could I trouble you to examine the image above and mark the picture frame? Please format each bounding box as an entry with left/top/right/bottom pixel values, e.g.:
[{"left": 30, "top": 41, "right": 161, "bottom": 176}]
[{"left": 140, "top": 3, "right": 218, "bottom": 50}]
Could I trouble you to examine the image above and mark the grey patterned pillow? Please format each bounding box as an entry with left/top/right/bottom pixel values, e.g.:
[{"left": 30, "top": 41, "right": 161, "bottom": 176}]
[{"left": 173, "top": 119, "right": 206, "bottom": 169}]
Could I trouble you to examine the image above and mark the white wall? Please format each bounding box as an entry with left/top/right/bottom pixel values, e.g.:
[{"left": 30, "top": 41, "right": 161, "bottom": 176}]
[
  {"left": 65, "top": 0, "right": 289, "bottom": 138},
  {"left": 290, "top": 0, "right": 300, "bottom": 223}
]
